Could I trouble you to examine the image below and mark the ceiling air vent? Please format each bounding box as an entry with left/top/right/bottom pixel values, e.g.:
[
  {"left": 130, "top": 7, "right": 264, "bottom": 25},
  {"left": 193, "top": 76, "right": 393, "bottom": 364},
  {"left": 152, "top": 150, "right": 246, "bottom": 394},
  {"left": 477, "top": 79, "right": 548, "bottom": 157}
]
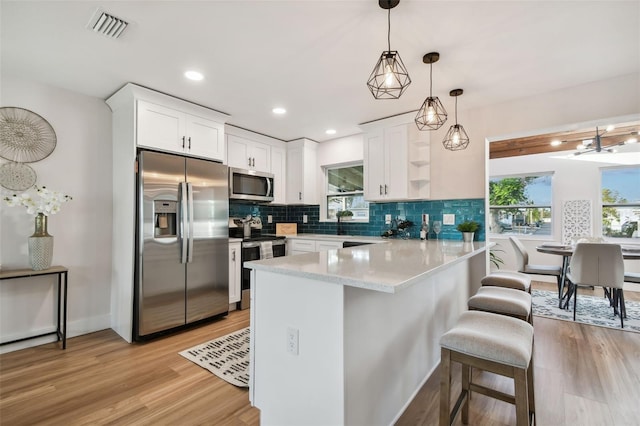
[{"left": 87, "top": 9, "right": 128, "bottom": 39}]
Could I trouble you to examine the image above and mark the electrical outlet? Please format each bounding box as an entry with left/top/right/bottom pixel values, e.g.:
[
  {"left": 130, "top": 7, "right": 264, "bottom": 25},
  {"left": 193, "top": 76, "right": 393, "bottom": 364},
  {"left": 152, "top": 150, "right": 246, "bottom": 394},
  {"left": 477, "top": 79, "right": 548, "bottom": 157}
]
[
  {"left": 385, "top": 214, "right": 392, "bottom": 224},
  {"left": 303, "top": 214, "right": 308, "bottom": 223},
  {"left": 443, "top": 214, "right": 455, "bottom": 225},
  {"left": 286, "top": 327, "right": 299, "bottom": 355},
  {"left": 267, "top": 215, "right": 273, "bottom": 224}
]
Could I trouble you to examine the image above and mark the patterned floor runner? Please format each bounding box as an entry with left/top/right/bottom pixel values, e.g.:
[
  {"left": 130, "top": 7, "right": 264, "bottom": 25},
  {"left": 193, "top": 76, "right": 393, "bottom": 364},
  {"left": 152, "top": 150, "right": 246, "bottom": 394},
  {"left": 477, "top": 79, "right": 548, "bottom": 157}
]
[
  {"left": 179, "top": 327, "right": 250, "bottom": 387},
  {"left": 532, "top": 289, "right": 640, "bottom": 333}
]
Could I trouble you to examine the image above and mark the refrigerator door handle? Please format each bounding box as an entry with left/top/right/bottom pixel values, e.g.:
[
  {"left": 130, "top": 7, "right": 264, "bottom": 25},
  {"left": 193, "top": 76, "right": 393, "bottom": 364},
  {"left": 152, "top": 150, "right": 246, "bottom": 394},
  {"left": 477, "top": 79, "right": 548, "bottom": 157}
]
[
  {"left": 179, "top": 182, "right": 188, "bottom": 264},
  {"left": 187, "top": 182, "right": 194, "bottom": 263}
]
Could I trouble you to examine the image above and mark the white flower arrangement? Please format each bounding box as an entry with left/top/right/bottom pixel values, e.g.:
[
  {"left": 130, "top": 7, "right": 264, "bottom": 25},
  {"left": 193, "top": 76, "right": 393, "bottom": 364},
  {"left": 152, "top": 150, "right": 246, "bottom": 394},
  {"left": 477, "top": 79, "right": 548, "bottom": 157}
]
[{"left": 3, "top": 186, "right": 72, "bottom": 216}]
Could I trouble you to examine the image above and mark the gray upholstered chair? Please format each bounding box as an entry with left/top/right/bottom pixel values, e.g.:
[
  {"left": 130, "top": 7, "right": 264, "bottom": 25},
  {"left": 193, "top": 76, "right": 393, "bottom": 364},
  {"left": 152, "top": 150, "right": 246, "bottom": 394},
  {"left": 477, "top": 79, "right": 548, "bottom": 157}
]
[
  {"left": 481, "top": 271, "right": 532, "bottom": 293},
  {"left": 509, "top": 236, "right": 562, "bottom": 294},
  {"left": 566, "top": 243, "right": 625, "bottom": 327}
]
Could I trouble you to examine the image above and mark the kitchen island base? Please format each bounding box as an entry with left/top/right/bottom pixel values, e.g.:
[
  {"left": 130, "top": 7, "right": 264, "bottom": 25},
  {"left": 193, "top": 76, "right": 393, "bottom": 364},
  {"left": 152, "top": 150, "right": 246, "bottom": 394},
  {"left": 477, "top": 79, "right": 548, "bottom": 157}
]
[{"left": 249, "top": 244, "right": 486, "bottom": 425}]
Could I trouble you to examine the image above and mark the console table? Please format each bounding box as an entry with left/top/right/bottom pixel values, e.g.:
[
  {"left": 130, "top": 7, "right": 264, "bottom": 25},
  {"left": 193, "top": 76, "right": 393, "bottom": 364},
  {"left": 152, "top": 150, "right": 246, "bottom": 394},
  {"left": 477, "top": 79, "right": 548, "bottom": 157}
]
[{"left": 0, "top": 266, "right": 68, "bottom": 349}]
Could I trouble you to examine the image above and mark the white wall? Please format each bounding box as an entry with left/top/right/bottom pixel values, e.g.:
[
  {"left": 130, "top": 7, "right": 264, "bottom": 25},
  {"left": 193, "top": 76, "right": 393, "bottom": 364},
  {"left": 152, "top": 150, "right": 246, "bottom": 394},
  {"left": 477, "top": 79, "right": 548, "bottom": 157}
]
[
  {"left": 0, "top": 78, "right": 113, "bottom": 353},
  {"left": 428, "top": 72, "right": 640, "bottom": 200}
]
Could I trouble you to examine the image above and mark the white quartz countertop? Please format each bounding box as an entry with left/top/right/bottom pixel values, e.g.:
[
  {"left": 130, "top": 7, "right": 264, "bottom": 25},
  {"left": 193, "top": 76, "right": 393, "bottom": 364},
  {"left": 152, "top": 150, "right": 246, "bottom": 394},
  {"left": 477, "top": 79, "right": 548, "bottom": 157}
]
[
  {"left": 229, "top": 238, "right": 243, "bottom": 243},
  {"left": 246, "top": 239, "right": 489, "bottom": 293}
]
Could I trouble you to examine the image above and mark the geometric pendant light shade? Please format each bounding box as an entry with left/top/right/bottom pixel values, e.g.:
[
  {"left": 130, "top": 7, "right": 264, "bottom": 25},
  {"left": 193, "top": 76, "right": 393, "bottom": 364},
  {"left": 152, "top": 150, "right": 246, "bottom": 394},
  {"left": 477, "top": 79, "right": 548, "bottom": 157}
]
[
  {"left": 442, "top": 89, "right": 470, "bottom": 151},
  {"left": 367, "top": 0, "right": 411, "bottom": 99},
  {"left": 415, "top": 52, "right": 447, "bottom": 130}
]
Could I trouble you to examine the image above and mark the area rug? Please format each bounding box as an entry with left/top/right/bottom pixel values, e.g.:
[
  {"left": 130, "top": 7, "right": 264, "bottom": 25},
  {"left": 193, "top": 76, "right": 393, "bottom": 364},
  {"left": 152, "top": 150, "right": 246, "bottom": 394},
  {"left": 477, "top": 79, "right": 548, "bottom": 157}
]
[
  {"left": 179, "top": 327, "right": 250, "bottom": 387},
  {"left": 532, "top": 289, "right": 640, "bottom": 333}
]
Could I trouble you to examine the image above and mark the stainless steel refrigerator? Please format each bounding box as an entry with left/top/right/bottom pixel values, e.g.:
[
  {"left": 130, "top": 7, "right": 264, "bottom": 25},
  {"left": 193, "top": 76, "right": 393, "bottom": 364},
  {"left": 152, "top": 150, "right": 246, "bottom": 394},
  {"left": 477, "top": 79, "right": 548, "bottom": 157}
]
[{"left": 134, "top": 150, "right": 229, "bottom": 340}]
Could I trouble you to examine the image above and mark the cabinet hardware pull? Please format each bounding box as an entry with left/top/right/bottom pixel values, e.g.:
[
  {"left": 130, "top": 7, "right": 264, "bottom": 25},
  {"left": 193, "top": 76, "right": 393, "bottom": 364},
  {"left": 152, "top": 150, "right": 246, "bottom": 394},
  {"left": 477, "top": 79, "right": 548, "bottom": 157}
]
[
  {"left": 232, "top": 250, "right": 236, "bottom": 261},
  {"left": 188, "top": 137, "right": 191, "bottom": 149},
  {"left": 252, "top": 157, "right": 255, "bottom": 167},
  {"left": 299, "top": 192, "right": 302, "bottom": 200},
  {"left": 379, "top": 185, "right": 383, "bottom": 195},
  {"left": 248, "top": 157, "right": 252, "bottom": 167},
  {"left": 182, "top": 136, "right": 186, "bottom": 149},
  {"left": 385, "top": 184, "right": 388, "bottom": 195}
]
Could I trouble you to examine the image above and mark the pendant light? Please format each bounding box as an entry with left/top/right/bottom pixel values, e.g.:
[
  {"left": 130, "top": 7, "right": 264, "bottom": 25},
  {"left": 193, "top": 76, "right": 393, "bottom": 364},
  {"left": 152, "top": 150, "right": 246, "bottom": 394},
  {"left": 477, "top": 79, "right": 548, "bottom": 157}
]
[
  {"left": 442, "top": 89, "right": 470, "bottom": 151},
  {"left": 415, "top": 52, "right": 447, "bottom": 130},
  {"left": 366, "top": 0, "right": 411, "bottom": 100}
]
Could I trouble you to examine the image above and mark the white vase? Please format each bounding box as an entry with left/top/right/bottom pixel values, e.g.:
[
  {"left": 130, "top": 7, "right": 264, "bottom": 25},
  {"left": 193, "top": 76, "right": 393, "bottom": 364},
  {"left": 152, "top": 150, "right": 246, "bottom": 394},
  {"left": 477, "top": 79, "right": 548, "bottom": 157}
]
[
  {"left": 462, "top": 232, "right": 474, "bottom": 243},
  {"left": 28, "top": 213, "right": 54, "bottom": 271}
]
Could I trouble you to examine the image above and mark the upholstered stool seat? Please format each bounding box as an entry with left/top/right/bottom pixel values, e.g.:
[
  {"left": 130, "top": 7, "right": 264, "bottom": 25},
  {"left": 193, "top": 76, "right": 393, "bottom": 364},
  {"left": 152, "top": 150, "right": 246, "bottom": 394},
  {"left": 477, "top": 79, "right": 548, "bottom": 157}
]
[
  {"left": 439, "top": 311, "right": 535, "bottom": 426},
  {"left": 481, "top": 271, "right": 532, "bottom": 293},
  {"left": 468, "top": 286, "right": 533, "bottom": 324}
]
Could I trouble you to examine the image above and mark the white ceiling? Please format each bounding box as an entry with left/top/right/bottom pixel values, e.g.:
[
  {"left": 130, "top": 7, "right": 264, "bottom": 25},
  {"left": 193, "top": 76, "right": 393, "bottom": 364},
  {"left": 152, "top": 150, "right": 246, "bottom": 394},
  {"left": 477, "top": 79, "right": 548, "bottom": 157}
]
[{"left": 2, "top": 1, "right": 639, "bottom": 143}]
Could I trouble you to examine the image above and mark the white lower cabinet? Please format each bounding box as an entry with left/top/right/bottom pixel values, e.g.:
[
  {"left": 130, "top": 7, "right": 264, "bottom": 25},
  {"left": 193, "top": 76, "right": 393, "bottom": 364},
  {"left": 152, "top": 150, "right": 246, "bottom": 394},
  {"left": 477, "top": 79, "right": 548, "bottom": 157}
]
[
  {"left": 288, "top": 238, "right": 343, "bottom": 255},
  {"left": 229, "top": 242, "right": 241, "bottom": 304}
]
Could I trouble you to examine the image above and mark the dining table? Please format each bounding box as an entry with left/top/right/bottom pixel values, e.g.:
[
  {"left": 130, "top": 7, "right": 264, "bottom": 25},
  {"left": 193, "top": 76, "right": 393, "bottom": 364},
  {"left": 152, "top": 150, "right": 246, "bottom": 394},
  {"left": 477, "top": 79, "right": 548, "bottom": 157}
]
[{"left": 536, "top": 242, "right": 640, "bottom": 308}]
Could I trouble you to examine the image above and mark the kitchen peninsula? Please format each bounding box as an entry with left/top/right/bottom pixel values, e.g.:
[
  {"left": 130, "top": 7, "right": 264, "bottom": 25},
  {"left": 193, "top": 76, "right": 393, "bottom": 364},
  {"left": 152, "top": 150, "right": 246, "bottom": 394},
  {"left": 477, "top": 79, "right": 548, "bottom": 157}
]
[{"left": 246, "top": 239, "right": 488, "bottom": 426}]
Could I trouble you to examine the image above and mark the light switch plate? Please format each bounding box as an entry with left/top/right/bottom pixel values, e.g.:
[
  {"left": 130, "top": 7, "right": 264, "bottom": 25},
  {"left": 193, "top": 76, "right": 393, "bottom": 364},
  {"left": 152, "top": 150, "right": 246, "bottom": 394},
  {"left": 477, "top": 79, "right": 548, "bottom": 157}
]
[
  {"left": 303, "top": 214, "right": 308, "bottom": 223},
  {"left": 267, "top": 215, "right": 273, "bottom": 224},
  {"left": 385, "top": 214, "right": 392, "bottom": 224},
  {"left": 443, "top": 214, "right": 455, "bottom": 225}
]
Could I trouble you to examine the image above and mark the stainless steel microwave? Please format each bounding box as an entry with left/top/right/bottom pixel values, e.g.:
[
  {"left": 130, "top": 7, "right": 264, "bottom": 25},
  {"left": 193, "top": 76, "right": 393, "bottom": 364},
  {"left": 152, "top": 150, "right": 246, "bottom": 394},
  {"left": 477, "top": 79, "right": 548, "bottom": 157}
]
[{"left": 229, "top": 167, "right": 274, "bottom": 202}]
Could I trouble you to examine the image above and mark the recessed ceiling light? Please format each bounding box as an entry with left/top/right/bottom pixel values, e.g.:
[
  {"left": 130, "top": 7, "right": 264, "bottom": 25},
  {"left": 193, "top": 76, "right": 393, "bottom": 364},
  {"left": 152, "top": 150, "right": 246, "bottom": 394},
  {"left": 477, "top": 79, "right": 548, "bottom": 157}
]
[
  {"left": 605, "top": 125, "right": 615, "bottom": 132},
  {"left": 550, "top": 140, "right": 562, "bottom": 147},
  {"left": 326, "top": 129, "right": 336, "bottom": 135},
  {"left": 185, "top": 70, "right": 204, "bottom": 81},
  {"left": 272, "top": 107, "right": 286, "bottom": 115}
]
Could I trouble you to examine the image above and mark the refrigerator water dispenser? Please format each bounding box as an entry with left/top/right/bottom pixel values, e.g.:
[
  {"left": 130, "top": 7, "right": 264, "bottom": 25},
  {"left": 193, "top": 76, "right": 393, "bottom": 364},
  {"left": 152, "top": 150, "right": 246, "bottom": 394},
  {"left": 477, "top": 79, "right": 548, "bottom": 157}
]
[{"left": 154, "top": 200, "right": 177, "bottom": 238}]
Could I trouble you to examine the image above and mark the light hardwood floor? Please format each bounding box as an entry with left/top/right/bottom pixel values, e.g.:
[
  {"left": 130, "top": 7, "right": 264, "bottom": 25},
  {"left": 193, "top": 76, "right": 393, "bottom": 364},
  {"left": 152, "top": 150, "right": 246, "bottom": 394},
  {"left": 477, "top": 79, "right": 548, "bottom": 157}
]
[{"left": 1, "top": 283, "right": 638, "bottom": 426}]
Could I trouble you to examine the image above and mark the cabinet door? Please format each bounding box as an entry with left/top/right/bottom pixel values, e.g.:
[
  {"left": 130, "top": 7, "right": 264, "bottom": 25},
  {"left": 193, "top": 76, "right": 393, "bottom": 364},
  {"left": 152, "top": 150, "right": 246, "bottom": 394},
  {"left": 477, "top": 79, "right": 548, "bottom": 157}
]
[
  {"left": 251, "top": 141, "right": 271, "bottom": 173},
  {"left": 186, "top": 115, "right": 224, "bottom": 161},
  {"left": 137, "top": 100, "right": 185, "bottom": 153},
  {"left": 286, "top": 147, "right": 304, "bottom": 203},
  {"left": 315, "top": 241, "right": 343, "bottom": 251},
  {"left": 363, "top": 130, "right": 386, "bottom": 201},
  {"left": 384, "top": 125, "right": 409, "bottom": 200},
  {"left": 229, "top": 243, "right": 241, "bottom": 304},
  {"left": 270, "top": 146, "right": 287, "bottom": 204},
  {"left": 227, "top": 135, "right": 252, "bottom": 169}
]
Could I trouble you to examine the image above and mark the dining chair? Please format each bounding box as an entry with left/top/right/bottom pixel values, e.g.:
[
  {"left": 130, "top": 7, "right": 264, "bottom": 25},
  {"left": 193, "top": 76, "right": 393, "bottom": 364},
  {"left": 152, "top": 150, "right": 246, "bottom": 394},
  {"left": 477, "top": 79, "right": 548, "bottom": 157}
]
[
  {"left": 509, "top": 236, "right": 563, "bottom": 295},
  {"left": 566, "top": 243, "right": 625, "bottom": 327}
]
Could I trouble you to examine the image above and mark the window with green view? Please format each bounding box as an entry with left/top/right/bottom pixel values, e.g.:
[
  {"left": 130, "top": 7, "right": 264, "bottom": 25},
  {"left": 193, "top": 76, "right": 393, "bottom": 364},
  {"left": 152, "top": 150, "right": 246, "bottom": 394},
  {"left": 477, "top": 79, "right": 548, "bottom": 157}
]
[
  {"left": 325, "top": 164, "right": 369, "bottom": 221},
  {"left": 601, "top": 166, "right": 640, "bottom": 238},
  {"left": 489, "top": 173, "right": 552, "bottom": 236}
]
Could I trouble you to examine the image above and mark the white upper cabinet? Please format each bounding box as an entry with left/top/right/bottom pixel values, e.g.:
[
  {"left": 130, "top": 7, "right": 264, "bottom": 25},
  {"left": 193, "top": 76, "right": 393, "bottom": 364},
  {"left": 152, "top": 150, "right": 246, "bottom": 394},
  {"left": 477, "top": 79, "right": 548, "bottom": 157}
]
[
  {"left": 270, "top": 146, "right": 287, "bottom": 204},
  {"left": 286, "top": 138, "right": 318, "bottom": 204},
  {"left": 137, "top": 100, "right": 225, "bottom": 161},
  {"left": 227, "top": 134, "right": 270, "bottom": 173},
  {"left": 363, "top": 124, "right": 429, "bottom": 201},
  {"left": 107, "top": 84, "right": 228, "bottom": 162}
]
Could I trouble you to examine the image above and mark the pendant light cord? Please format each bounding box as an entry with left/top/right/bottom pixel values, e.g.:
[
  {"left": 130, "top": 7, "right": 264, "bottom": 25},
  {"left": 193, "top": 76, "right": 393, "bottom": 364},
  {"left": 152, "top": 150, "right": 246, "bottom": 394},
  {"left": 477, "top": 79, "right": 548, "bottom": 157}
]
[
  {"left": 387, "top": 6, "right": 391, "bottom": 52},
  {"left": 429, "top": 62, "right": 433, "bottom": 96},
  {"left": 454, "top": 96, "right": 458, "bottom": 125}
]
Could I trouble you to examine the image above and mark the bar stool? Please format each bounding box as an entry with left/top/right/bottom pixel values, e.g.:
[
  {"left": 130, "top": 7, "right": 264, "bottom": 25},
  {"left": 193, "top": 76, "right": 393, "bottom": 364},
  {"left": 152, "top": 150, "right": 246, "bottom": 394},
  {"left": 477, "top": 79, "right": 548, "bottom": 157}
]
[
  {"left": 468, "top": 286, "right": 533, "bottom": 324},
  {"left": 481, "top": 271, "right": 532, "bottom": 293},
  {"left": 440, "top": 311, "right": 535, "bottom": 426}
]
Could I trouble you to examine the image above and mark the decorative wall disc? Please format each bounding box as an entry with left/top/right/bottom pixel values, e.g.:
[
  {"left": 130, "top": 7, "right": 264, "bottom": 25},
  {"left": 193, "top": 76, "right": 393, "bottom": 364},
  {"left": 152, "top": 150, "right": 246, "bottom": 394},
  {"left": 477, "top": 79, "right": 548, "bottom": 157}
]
[
  {"left": 0, "top": 161, "right": 37, "bottom": 191},
  {"left": 0, "top": 107, "right": 57, "bottom": 163}
]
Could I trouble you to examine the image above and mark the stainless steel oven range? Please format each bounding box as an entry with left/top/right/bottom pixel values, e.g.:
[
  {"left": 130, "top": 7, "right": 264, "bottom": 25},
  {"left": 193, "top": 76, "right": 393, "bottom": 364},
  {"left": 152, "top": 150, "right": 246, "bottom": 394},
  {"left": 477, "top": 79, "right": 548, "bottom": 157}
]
[{"left": 239, "top": 236, "right": 286, "bottom": 309}]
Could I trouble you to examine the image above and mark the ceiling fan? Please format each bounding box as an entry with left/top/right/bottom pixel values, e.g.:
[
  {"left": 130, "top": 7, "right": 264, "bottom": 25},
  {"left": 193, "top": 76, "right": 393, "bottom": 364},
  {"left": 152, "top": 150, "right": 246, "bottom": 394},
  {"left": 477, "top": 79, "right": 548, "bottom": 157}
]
[{"left": 569, "top": 125, "right": 638, "bottom": 156}]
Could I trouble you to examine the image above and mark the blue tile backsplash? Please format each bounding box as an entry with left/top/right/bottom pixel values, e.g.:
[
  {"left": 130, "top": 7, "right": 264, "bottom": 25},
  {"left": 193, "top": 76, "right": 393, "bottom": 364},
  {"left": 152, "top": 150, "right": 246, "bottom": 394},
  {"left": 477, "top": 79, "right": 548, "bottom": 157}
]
[{"left": 230, "top": 198, "right": 485, "bottom": 241}]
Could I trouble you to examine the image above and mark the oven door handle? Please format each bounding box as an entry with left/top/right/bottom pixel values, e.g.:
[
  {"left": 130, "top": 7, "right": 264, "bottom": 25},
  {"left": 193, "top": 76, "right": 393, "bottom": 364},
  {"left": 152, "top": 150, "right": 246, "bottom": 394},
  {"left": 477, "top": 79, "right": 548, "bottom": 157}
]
[{"left": 242, "top": 240, "right": 286, "bottom": 249}]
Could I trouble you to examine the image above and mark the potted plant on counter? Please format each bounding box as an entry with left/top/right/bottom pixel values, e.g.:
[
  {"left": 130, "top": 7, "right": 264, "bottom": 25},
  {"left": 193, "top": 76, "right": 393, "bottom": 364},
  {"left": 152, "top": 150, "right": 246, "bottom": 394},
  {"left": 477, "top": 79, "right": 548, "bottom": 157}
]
[
  {"left": 456, "top": 220, "right": 480, "bottom": 242},
  {"left": 336, "top": 210, "right": 354, "bottom": 221}
]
